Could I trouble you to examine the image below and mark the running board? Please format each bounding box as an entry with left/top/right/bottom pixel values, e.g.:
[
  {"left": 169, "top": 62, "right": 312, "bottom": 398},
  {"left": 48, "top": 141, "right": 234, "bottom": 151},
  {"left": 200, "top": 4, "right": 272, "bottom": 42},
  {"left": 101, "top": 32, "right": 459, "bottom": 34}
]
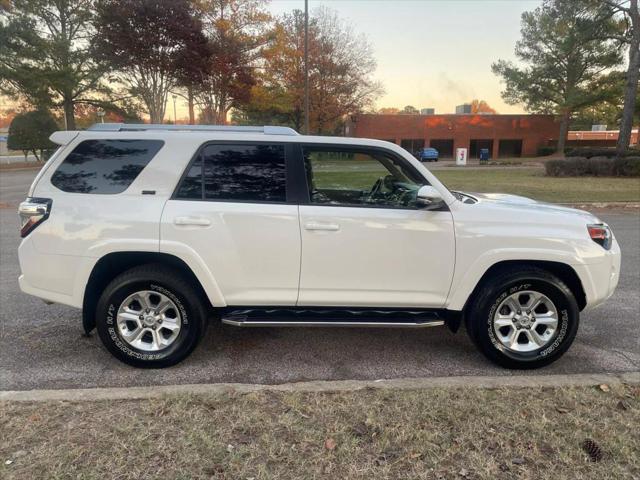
[{"left": 220, "top": 308, "right": 446, "bottom": 329}]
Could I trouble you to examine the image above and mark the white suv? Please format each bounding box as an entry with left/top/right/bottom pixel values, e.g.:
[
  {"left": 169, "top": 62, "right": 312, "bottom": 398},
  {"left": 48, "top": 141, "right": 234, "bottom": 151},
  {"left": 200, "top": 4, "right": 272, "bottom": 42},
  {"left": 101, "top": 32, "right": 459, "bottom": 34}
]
[{"left": 18, "top": 124, "right": 621, "bottom": 369}]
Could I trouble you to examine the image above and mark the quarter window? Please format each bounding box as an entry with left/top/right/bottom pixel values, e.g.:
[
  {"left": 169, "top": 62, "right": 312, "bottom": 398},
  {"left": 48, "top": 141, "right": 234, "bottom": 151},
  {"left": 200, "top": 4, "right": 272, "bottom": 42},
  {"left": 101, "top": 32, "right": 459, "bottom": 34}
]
[
  {"left": 303, "top": 147, "right": 427, "bottom": 208},
  {"left": 175, "top": 143, "right": 286, "bottom": 202},
  {"left": 51, "top": 139, "right": 163, "bottom": 194}
]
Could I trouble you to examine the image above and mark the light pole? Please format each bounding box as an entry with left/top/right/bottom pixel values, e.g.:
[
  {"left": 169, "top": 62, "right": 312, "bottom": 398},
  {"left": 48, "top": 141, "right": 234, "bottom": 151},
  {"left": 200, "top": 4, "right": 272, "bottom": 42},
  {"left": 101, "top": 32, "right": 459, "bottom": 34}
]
[
  {"left": 304, "top": 0, "right": 309, "bottom": 135},
  {"left": 172, "top": 94, "right": 177, "bottom": 124}
]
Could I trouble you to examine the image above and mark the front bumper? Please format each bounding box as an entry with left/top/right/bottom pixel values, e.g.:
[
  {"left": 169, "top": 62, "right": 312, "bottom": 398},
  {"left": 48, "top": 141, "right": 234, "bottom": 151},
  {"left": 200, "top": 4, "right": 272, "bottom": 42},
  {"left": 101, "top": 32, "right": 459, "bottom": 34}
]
[{"left": 575, "top": 237, "right": 621, "bottom": 311}]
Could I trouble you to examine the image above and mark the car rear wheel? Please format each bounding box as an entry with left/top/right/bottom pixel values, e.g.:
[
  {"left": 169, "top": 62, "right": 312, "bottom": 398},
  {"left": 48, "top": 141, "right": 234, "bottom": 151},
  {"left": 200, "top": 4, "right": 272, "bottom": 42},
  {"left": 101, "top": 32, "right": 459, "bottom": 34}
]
[
  {"left": 95, "top": 264, "right": 207, "bottom": 368},
  {"left": 466, "top": 266, "right": 579, "bottom": 369}
]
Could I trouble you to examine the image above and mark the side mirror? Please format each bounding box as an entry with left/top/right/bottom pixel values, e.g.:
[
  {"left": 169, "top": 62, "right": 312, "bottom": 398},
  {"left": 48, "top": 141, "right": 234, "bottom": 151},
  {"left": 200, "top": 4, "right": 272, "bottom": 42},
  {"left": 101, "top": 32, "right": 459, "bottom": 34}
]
[{"left": 416, "top": 185, "right": 445, "bottom": 210}]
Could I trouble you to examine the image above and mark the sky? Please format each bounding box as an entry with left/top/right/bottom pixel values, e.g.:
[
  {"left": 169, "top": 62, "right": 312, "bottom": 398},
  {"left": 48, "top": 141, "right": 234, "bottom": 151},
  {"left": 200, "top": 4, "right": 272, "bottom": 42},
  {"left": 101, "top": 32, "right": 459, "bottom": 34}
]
[{"left": 267, "top": 0, "right": 543, "bottom": 115}]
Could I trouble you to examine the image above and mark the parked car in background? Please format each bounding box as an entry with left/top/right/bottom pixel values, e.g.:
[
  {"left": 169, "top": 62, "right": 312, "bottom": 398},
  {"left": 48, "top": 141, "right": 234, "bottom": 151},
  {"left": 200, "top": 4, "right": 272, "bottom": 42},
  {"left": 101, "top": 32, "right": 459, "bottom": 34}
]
[
  {"left": 417, "top": 147, "right": 439, "bottom": 162},
  {"left": 18, "top": 124, "right": 620, "bottom": 369}
]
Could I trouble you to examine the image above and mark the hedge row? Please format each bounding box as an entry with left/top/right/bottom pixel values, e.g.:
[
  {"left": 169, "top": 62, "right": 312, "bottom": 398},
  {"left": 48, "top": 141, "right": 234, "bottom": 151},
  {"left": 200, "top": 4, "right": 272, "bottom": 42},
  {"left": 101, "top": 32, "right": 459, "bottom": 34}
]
[
  {"left": 564, "top": 147, "right": 639, "bottom": 158},
  {"left": 545, "top": 156, "right": 640, "bottom": 177},
  {"left": 536, "top": 146, "right": 556, "bottom": 157}
]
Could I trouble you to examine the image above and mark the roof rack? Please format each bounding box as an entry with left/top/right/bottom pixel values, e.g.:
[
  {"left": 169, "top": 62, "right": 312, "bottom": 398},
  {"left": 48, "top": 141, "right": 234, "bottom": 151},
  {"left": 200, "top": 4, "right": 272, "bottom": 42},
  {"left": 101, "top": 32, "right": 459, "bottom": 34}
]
[{"left": 87, "top": 123, "right": 299, "bottom": 136}]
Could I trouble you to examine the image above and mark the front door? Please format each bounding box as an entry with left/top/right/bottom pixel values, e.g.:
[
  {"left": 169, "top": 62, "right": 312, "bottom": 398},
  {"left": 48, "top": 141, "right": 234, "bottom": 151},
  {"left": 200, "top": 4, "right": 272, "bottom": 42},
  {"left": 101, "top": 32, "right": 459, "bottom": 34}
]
[
  {"left": 297, "top": 145, "right": 455, "bottom": 308},
  {"left": 161, "top": 142, "right": 300, "bottom": 306}
]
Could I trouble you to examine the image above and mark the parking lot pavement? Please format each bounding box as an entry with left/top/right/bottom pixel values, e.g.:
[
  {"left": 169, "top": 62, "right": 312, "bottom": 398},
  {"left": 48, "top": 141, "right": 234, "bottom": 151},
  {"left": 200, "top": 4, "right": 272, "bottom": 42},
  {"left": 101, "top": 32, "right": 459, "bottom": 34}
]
[{"left": 1, "top": 170, "right": 639, "bottom": 391}]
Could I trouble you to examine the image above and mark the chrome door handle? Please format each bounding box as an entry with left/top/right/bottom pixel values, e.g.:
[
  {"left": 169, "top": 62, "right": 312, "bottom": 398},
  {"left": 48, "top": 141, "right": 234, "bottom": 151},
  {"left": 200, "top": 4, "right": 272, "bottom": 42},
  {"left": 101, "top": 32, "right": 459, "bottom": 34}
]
[
  {"left": 174, "top": 216, "right": 211, "bottom": 226},
  {"left": 304, "top": 222, "right": 340, "bottom": 231}
]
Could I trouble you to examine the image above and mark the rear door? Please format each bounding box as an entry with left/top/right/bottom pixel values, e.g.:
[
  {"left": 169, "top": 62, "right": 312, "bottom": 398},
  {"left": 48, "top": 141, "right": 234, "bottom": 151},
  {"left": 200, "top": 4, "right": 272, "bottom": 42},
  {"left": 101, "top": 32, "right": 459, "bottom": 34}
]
[
  {"left": 161, "top": 142, "right": 301, "bottom": 306},
  {"left": 297, "top": 145, "right": 455, "bottom": 308}
]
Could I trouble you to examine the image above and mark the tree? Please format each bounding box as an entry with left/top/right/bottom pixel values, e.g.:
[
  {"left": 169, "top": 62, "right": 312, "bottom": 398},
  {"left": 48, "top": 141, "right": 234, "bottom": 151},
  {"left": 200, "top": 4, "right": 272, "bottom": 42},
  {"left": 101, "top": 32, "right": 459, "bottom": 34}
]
[
  {"left": 8, "top": 110, "right": 58, "bottom": 161},
  {"left": 492, "top": 0, "right": 623, "bottom": 152},
  {"left": 399, "top": 105, "right": 419, "bottom": 114},
  {"left": 94, "top": 0, "right": 207, "bottom": 123},
  {"left": 192, "top": 0, "right": 271, "bottom": 124},
  {"left": 469, "top": 99, "right": 497, "bottom": 114},
  {"left": 0, "top": 0, "right": 108, "bottom": 129},
  {"left": 600, "top": 1, "right": 639, "bottom": 151},
  {"left": 378, "top": 107, "right": 400, "bottom": 114},
  {"left": 237, "top": 7, "right": 383, "bottom": 134}
]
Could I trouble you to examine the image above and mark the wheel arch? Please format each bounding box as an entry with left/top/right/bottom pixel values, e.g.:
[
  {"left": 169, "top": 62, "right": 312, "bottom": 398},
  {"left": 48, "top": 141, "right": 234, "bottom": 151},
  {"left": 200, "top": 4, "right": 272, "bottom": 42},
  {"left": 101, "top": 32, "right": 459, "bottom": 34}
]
[
  {"left": 82, "top": 252, "right": 215, "bottom": 335},
  {"left": 461, "top": 260, "right": 587, "bottom": 319}
]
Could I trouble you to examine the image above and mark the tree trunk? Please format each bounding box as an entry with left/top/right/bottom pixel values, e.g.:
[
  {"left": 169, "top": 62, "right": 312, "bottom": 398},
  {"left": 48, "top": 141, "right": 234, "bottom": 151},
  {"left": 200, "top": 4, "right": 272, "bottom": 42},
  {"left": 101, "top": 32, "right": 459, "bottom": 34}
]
[
  {"left": 187, "top": 86, "right": 195, "bottom": 124},
  {"left": 63, "top": 99, "right": 76, "bottom": 130},
  {"left": 617, "top": 0, "right": 639, "bottom": 153},
  {"left": 557, "top": 111, "right": 571, "bottom": 154}
]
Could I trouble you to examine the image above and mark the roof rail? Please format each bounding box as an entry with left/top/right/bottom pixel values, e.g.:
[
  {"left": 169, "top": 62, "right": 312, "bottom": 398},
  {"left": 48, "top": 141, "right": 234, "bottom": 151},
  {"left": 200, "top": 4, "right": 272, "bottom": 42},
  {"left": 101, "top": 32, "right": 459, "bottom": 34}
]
[{"left": 87, "top": 123, "right": 299, "bottom": 136}]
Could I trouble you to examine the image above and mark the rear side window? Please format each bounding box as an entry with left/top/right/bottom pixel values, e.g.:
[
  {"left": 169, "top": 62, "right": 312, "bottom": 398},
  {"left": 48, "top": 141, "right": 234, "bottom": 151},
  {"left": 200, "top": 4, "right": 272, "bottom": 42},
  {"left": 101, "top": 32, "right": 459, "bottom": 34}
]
[
  {"left": 51, "top": 139, "right": 164, "bottom": 194},
  {"left": 175, "top": 143, "right": 286, "bottom": 202}
]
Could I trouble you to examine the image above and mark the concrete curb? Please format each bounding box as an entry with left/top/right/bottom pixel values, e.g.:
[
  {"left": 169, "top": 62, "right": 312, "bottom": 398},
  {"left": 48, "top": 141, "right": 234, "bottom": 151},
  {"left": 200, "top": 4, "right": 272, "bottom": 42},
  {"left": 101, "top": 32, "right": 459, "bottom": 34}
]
[{"left": 2, "top": 372, "right": 639, "bottom": 402}]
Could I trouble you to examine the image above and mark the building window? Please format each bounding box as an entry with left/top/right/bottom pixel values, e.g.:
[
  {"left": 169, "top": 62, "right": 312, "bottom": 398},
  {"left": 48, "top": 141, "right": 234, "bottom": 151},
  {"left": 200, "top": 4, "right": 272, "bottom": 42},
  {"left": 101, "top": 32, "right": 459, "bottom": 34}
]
[
  {"left": 429, "top": 139, "right": 454, "bottom": 158},
  {"left": 400, "top": 139, "right": 425, "bottom": 154},
  {"left": 498, "top": 139, "right": 523, "bottom": 158}
]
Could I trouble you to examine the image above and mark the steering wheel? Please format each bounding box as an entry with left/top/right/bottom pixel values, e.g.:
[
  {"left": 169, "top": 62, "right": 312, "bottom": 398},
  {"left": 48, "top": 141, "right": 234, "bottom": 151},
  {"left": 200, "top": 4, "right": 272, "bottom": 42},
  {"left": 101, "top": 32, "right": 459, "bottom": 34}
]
[
  {"left": 367, "top": 175, "right": 398, "bottom": 203},
  {"left": 369, "top": 176, "right": 385, "bottom": 198}
]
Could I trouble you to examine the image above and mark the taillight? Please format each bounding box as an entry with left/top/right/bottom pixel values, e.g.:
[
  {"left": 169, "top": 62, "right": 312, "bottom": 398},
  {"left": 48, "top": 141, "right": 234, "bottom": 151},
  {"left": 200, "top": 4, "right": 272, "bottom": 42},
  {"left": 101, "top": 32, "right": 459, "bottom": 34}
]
[
  {"left": 587, "top": 224, "right": 612, "bottom": 250},
  {"left": 18, "top": 197, "right": 52, "bottom": 238}
]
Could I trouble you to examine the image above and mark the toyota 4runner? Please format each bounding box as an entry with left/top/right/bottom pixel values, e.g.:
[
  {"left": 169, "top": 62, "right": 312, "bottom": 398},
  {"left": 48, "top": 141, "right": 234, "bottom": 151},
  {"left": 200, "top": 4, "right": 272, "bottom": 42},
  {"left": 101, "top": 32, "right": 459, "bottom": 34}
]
[{"left": 18, "top": 124, "right": 621, "bottom": 369}]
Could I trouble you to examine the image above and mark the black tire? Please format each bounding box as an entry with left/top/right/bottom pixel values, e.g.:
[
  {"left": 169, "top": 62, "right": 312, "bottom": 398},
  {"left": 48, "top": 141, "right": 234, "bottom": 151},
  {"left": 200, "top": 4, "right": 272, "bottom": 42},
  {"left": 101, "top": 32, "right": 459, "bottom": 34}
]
[
  {"left": 465, "top": 266, "right": 579, "bottom": 369},
  {"left": 95, "top": 264, "right": 207, "bottom": 368}
]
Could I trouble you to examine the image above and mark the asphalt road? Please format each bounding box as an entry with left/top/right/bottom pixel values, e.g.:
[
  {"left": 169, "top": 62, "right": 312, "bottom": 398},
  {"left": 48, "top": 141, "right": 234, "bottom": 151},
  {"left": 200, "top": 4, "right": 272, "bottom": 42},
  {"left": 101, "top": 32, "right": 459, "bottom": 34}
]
[{"left": 1, "top": 168, "right": 639, "bottom": 391}]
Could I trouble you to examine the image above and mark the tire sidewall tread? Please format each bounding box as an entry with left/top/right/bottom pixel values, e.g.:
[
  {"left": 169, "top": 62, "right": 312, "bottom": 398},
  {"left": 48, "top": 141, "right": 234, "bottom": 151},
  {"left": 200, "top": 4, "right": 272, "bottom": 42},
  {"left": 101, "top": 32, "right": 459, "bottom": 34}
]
[
  {"left": 95, "top": 264, "right": 206, "bottom": 368},
  {"left": 467, "top": 266, "right": 579, "bottom": 369}
]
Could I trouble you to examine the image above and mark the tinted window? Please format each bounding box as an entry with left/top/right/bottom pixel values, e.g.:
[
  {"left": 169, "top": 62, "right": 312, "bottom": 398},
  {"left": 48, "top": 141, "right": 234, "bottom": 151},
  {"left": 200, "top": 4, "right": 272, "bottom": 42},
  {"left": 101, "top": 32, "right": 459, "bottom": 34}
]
[
  {"left": 175, "top": 143, "right": 286, "bottom": 202},
  {"left": 303, "top": 147, "right": 426, "bottom": 208},
  {"left": 175, "top": 157, "right": 202, "bottom": 200},
  {"left": 51, "top": 139, "right": 163, "bottom": 194}
]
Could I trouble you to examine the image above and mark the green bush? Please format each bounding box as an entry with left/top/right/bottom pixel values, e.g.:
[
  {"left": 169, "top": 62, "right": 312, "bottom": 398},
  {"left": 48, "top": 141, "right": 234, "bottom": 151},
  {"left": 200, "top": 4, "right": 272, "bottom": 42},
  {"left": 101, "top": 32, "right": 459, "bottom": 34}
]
[
  {"left": 537, "top": 146, "right": 555, "bottom": 157},
  {"left": 545, "top": 156, "right": 640, "bottom": 177},
  {"left": 565, "top": 147, "right": 638, "bottom": 158},
  {"left": 614, "top": 156, "right": 640, "bottom": 177},
  {"left": 8, "top": 110, "right": 58, "bottom": 161}
]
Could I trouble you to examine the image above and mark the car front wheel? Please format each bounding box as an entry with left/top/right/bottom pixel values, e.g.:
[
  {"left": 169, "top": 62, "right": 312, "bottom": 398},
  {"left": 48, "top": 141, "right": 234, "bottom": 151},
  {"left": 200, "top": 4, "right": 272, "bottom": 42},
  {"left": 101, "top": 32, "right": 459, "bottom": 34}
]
[
  {"left": 95, "top": 264, "right": 207, "bottom": 368},
  {"left": 466, "top": 267, "right": 579, "bottom": 369}
]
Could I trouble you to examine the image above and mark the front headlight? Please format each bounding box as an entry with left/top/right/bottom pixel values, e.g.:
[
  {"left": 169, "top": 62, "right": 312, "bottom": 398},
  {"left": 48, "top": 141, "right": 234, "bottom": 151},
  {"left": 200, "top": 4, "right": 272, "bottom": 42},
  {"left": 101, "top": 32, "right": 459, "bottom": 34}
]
[{"left": 587, "top": 224, "right": 612, "bottom": 250}]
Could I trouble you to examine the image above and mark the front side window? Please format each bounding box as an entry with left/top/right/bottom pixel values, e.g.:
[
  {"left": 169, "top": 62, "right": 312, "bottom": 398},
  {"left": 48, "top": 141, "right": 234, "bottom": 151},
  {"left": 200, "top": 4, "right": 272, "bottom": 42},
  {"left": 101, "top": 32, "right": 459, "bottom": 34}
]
[
  {"left": 51, "top": 139, "right": 163, "bottom": 194},
  {"left": 175, "top": 143, "right": 286, "bottom": 202},
  {"left": 303, "top": 147, "right": 427, "bottom": 208}
]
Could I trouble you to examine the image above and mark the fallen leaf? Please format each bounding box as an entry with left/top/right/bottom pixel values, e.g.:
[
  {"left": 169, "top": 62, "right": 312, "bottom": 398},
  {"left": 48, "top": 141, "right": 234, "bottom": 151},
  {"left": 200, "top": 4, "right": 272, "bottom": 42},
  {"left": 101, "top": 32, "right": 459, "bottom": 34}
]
[
  {"left": 5, "top": 460, "right": 13, "bottom": 465},
  {"left": 458, "top": 467, "right": 470, "bottom": 477},
  {"left": 616, "top": 400, "right": 629, "bottom": 411},
  {"left": 539, "top": 443, "right": 555, "bottom": 456},
  {"left": 512, "top": 457, "right": 526, "bottom": 465},
  {"left": 499, "top": 462, "right": 509, "bottom": 472},
  {"left": 555, "top": 406, "right": 571, "bottom": 414},
  {"left": 599, "top": 384, "right": 610, "bottom": 392},
  {"left": 350, "top": 422, "right": 369, "bottom": 438},
  {"left": 324, "top": 438, "right": 336, "bottom": 450}
]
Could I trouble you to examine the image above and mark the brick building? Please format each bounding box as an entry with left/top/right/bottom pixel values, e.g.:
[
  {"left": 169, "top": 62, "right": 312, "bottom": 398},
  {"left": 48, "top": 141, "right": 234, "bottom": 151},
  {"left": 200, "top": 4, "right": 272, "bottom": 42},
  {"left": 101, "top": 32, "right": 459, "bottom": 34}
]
[{"left": 345, "top": 113, "right": 560, "bottom": 158}]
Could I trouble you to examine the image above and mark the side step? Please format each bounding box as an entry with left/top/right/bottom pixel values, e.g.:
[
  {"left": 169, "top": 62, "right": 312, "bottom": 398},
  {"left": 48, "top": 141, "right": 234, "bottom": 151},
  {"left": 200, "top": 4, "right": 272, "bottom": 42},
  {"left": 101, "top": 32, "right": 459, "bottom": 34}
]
[{"left": 221, "top": 308, "right": 445, "bottom": 329}]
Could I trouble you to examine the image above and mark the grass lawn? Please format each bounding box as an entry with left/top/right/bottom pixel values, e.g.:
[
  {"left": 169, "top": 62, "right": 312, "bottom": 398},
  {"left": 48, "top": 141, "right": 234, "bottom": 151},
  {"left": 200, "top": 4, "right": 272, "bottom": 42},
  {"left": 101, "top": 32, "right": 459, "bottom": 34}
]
[
  {"left": 434, "top": 168, "right": 640, "bottom": 203},
  {"left": 1, "top": 384, "right": 638, "bottom": 479}
]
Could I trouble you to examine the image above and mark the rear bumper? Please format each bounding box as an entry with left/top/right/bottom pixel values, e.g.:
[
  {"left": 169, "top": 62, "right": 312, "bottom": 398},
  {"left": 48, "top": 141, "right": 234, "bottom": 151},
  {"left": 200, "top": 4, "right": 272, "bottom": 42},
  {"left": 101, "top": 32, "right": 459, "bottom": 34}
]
[
  {"left": 18, "top": 236, "right": 84, "bottom": 308},
  {"left": 18, "top": 274, "right": 78, "bottom": 307}
]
